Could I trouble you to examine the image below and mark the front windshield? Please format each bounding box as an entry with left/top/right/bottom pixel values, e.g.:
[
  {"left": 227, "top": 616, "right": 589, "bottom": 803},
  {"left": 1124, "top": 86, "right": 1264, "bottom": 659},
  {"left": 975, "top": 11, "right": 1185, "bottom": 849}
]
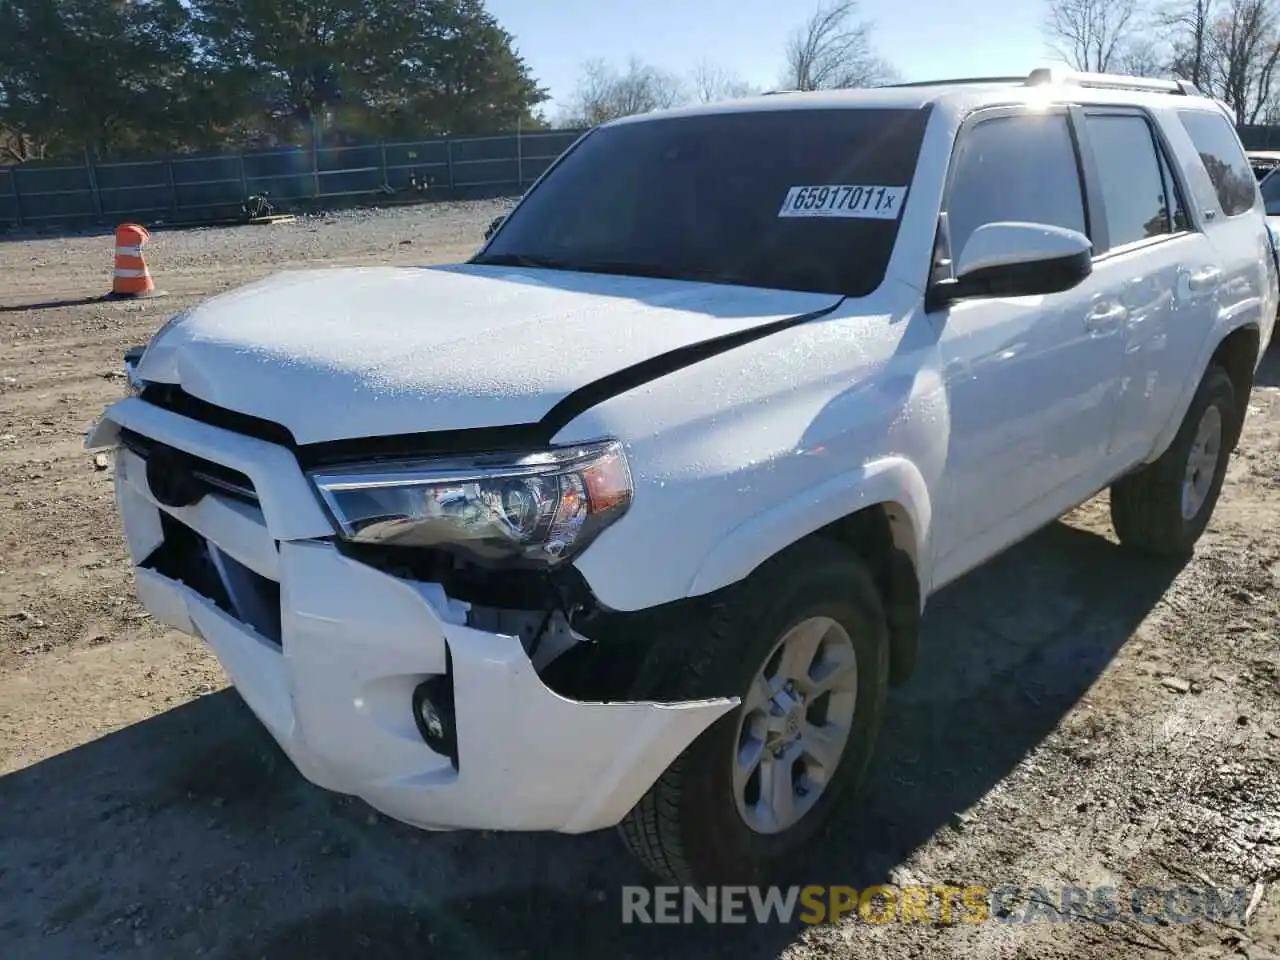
[{"left": 474, "top": 106, "right": 931, "bottom": 298}]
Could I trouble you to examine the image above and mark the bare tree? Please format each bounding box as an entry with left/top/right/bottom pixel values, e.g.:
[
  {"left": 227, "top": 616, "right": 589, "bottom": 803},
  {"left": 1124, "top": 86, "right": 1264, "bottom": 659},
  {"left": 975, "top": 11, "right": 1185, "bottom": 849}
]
[
  {"left": 1045, "top": 0, "right": 1144, "bottom": 72},
  {"left": 783, "top": 1, "right": 897, "bottom": 91},
  {"left": 1164, "top": 0, "right": 1215, "bottom": 87},
  {"left": 690, "top": 59, "right": 756, "bottom": 103},
  {"left": 1202, "top": 0, "right": 1280, "bottom": 123},
  {"left": 559, "top": 57, "right": 687, "bottom": 127},
  {"left": 1116, "top": 37, "right": 1169, "bottom": 76}
]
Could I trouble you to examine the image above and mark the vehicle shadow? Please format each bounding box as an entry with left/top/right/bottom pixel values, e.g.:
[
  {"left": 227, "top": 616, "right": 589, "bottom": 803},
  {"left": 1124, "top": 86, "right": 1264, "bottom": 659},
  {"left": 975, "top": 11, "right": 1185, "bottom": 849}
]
[{"left": 0, "top": 518, "right": 1181, "bottom": 960}]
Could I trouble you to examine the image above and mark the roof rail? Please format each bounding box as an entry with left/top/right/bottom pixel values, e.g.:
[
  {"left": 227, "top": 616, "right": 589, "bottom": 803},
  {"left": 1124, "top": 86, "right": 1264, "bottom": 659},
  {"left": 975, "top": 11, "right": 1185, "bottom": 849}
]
[
  {"left": 1025, "top": 67, "right": 1202, "bottom": 96},
  {"left": 881, "top": 68, "right": 1204, "bottom": 97},
  {"left": 760, "top": 88, "right": 802, "bottom": 96},
  {"left": 881, "top": 77, "right": 1029, "bottom": 89}
]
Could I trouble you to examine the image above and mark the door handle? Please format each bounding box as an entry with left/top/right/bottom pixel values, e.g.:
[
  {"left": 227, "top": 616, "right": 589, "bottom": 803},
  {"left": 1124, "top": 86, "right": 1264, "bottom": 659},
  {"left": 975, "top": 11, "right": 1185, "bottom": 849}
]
[
  {"left": 1084, "top": 302, "right": 1126, "bottom": 332},
  {"left": 1177, "top": 266, "right": 1222, "bottom": 299},
  {"left": 1186, "top": 267, "right": 1222, "bottom": 292}
]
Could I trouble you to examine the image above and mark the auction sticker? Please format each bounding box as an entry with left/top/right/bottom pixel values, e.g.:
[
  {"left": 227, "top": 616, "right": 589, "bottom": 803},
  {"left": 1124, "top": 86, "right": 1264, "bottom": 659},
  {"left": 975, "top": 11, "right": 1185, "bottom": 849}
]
[{"left": 777, "top": 185, "right": 907, "bottom": 219}]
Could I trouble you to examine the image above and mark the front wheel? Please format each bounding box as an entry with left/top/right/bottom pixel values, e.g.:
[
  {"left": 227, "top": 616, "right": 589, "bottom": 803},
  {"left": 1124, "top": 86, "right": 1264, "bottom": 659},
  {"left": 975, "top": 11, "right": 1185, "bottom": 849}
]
[
  {"left": 617, "top": 539, "right": 889, "bottom": 885},
  {"left": 1110, "top": 363, "right": 1237, "bottom": 557}
]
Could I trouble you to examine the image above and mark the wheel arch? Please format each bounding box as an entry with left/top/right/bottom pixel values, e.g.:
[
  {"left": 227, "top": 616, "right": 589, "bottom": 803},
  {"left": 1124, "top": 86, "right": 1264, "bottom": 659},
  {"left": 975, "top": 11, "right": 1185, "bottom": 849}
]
[
  {"left": 1209, "top": 325, "right": 1261, "bottom": 449},
  {"left": 1149, "top": 319, "right": 1261, "bottom": 462},
  {"left": 686, "top": 456, "right": 931, "bottom": 686}
]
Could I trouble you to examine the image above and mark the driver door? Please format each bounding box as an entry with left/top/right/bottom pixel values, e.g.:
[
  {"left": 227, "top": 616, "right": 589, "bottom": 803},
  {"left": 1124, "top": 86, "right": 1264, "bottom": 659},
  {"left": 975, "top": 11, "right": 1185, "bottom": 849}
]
[{"left": 929, "top": 106, "right": 1127, "bottom": 585}]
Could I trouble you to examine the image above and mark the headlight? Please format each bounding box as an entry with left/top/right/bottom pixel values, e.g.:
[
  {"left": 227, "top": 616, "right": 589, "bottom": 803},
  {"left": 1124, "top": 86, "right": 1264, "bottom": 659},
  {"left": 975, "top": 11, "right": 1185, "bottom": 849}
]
[{"left": 309, "top": 440, "right": 633, "bottom": 567}]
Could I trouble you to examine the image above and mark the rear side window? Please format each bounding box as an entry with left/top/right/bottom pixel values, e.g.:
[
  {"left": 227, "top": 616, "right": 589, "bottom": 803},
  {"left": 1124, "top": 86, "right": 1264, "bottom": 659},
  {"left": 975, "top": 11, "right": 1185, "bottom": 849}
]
[
  {"left": 1178, "top": 110, "right": 1259, "bottom": 216},
  {"left": 945, "top": 113, "right": 1087, "bottom": 261},
  {"left": 1084, "top": 114, "right": 1177, "bottom": 248}
]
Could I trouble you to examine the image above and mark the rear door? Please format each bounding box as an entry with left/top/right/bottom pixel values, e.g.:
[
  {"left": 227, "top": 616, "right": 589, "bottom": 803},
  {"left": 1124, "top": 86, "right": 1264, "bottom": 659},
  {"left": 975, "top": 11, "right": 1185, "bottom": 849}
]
[{"left": 1071, "top": 107, "right": 1221, "bottom": 465}]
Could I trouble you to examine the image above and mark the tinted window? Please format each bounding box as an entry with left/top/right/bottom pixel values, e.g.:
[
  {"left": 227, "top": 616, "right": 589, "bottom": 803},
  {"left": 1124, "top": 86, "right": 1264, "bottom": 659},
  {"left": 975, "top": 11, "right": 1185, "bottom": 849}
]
[
  {"left": 477, "top": 108, "right": 931, "bottom": 298},
  {"left": 945, "top": 113, "right": 1087, "bottom": 262},
  {"left": 1262, "top": 170, "right": 1280, "bottom": 214},
  {"left": 1085, "top": 114, "right": 1172, "bottom": 248},
  {"left": 1178, "top": 110, "right": 1258, "bottom": 216}
]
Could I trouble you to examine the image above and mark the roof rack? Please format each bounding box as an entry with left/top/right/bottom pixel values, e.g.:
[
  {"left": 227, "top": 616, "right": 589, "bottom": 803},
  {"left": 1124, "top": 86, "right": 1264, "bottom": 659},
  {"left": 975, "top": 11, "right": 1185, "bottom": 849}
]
[
  {"left": 882, "top": 68, "right": 1203, "bottom": 97},
  {"left": 882, "top": 76, "right": 1032, "bottom": 89},
  {"left": 1025, "top": 67, "right": 1201, "bottom": 95}
]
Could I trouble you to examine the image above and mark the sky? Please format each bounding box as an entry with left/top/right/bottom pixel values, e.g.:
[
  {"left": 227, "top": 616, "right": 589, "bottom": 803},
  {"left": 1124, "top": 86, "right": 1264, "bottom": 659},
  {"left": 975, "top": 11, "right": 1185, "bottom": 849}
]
[{"left": 485, "top": 0, "right": 1057, "bottom": 117}]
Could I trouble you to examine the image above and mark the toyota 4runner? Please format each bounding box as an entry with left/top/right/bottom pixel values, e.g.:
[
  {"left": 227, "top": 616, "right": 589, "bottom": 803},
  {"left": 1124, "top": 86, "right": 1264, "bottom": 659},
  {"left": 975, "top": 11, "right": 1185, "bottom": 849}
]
[{"left": 88, "top": 68, "right": 1278, "bottom": 885}]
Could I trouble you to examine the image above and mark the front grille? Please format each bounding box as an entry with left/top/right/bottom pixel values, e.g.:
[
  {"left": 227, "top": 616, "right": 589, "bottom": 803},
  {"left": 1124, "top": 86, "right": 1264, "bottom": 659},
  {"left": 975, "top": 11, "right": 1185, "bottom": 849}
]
[
  {"left": 120, "top": 428, "right": 258, "bottom": 504},
  {"left": 143, "top": 512, "right": 282, "bottom": 645}
]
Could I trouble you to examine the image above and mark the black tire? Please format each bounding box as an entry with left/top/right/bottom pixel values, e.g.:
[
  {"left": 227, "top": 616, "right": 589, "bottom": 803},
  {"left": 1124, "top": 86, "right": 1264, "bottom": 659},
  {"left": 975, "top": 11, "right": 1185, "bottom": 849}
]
[
  {"left": 1110, "top": 363, "right": 1236, "bottom": 557},
  {"left": 617, "top": 538, "right": 890, "bottom": 885}
]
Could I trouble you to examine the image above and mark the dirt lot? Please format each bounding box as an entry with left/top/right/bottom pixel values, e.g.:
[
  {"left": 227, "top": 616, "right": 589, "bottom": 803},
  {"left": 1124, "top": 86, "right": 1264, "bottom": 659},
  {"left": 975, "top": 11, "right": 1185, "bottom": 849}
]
[{"left": 0, "top": 204, "right": 1277, "bottom": 960}]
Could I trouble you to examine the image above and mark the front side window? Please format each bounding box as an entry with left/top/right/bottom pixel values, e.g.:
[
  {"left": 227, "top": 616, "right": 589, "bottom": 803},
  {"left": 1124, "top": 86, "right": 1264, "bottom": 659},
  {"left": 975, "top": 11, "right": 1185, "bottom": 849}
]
[
  {"left": 944, "top": 112, "right": 1087, "bottom": 264},
  {"left": 1084, "top": 113, "right": 1175, "bottom": 249},
  {"left": 1178, "top": 109, "right": 1259, "bottom": 217},
  {"left": 475, "top": 107, "right": 932, "bottom": 298}
]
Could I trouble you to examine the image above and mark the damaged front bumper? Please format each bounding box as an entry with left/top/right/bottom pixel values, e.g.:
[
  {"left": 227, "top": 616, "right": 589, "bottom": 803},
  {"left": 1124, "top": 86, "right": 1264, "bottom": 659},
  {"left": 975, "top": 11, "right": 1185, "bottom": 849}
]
[{"left": 88, "top": 397, "right": 737, "bottom": 834}]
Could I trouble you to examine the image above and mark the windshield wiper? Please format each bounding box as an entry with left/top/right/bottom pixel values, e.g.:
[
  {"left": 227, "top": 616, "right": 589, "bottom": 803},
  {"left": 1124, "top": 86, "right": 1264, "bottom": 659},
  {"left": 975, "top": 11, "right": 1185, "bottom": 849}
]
[
  {"left": 564, "top": 260, "right": 763, "bottom": 286},
  {"left": 470, "top": 252, "right": 578, "bottom": 270},
  {"left": 472, "top": 254, "right": 759, "bottom": 287}
]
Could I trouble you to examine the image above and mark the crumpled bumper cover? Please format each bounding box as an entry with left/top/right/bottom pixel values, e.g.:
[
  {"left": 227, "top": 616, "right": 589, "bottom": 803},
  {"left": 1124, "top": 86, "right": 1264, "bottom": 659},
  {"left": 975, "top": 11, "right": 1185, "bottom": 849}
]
[{"left": 91, "top": 396, "right": 738, "bottom": 834}]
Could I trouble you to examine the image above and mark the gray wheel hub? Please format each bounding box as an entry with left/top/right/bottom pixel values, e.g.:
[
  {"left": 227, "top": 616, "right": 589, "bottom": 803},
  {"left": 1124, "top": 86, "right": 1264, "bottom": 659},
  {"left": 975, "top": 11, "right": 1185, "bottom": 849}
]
[
  {"left": 732, "top": 616, "right": 858, "bottom": 835},
  {"left": 1181, "top": 404, "right": 1223, "bottom": 521}
]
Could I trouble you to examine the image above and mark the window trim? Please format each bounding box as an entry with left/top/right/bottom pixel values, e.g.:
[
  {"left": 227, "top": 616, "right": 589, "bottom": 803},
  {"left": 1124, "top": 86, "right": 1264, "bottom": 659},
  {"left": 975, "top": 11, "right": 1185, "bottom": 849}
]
[
  {"left": 1175, "top": 106, "right": 1262, "bottom": 220},
  {"left": 931, "top": 104, "right": 1093, "bottom": 288},
  {"left": 1074, "top": 106, "right": 1197, "bottom": 260}
]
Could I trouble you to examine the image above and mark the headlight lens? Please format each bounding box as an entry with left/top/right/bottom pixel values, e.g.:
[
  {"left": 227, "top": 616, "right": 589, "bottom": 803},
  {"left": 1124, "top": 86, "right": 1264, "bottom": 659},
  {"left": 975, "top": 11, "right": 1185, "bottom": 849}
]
[{"left": 309, "top": 440, "right": 633, "bottom": 566}]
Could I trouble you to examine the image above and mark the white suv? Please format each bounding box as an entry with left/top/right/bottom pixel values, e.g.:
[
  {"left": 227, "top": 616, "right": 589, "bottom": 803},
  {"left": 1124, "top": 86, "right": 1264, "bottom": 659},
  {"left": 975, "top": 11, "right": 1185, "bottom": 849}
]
[{"left": 89, "top": 69, "right": 1277, "bottom": 885}]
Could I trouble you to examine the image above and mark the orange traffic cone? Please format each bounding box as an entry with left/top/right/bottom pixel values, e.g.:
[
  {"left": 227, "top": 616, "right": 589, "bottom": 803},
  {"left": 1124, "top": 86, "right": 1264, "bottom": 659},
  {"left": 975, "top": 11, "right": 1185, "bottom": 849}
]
[{"left": 109, "top": 223, "right": 160, "bottom": 298}]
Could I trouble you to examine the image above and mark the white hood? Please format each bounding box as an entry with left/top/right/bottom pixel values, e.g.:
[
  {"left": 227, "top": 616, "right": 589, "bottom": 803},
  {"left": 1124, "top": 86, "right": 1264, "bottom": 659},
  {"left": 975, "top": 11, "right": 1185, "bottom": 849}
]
[{"left": 135, "top": 264, "right": 842, "bottom": 445}]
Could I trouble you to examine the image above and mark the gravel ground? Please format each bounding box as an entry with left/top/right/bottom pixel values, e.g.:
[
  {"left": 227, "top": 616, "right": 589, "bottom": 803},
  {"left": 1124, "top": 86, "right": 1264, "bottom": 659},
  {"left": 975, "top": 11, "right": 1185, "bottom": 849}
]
[{"left": 0, "top": 202, "right": 1277, "bottom": 960}]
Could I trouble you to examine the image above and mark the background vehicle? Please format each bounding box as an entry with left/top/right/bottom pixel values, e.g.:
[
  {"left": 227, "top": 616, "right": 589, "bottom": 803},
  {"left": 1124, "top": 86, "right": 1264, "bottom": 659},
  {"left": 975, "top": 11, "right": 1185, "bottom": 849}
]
[
  {"left": 1247, "top": 148, "right": 1280, "bottom": 180},
  {"left": 89, "top": 68, "right": 1276, "bottom": 885}
]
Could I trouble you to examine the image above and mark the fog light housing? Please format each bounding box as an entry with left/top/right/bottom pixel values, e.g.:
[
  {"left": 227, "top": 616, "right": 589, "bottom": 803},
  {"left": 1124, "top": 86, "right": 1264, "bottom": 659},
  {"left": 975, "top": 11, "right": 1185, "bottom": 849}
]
[{"left": 412, "top": 672, "right": 458, "bottom": 770}]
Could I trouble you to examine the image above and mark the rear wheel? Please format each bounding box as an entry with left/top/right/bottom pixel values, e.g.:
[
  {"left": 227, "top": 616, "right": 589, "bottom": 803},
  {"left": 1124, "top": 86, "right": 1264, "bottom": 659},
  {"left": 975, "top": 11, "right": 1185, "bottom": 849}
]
[
  {"left": 1110, "top": 364, "right": 1236, "bottom": 557},
  {"left": 617, "top": 539, "right": 889, "bottom": 885}
]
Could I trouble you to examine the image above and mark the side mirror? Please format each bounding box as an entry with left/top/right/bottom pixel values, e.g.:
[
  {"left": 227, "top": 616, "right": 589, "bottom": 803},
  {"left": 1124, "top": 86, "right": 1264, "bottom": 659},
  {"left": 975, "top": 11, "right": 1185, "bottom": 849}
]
[
  {"left": 483, "top": 215, "right": 506, "bottom": 240},
  {"left": 928, "top": 221, "right": 1093, "bottom": 310}
]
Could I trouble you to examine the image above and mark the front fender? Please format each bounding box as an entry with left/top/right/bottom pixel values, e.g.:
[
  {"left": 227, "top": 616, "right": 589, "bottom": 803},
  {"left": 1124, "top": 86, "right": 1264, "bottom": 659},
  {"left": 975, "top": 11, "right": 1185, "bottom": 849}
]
[{"left": 687, "top": 456, "right": 933, "bottom": 600}]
